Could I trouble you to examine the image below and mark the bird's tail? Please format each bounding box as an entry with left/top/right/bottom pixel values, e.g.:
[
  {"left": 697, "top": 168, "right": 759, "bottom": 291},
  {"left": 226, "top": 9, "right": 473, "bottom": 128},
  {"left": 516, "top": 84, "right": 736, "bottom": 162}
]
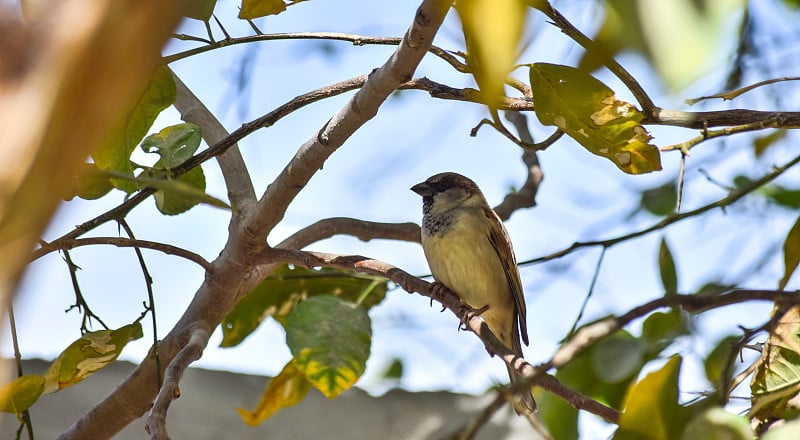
[{"left": 507, "top": 364, "right": 537, "bottom": 415}]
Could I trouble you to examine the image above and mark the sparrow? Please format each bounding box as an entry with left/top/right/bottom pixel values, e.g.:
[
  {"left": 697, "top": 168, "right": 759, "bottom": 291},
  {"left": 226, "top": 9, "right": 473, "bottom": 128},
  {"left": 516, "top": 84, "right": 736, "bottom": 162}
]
[{"left": 411, "top": 172, "right": 536, "bottom": 414}]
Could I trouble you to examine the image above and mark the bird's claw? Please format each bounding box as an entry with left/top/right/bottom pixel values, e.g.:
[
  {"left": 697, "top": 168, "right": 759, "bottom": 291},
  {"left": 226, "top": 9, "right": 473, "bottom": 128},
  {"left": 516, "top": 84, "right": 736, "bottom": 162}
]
[{"left": 457, "top": 303, "right": 490, "bottom": 331}]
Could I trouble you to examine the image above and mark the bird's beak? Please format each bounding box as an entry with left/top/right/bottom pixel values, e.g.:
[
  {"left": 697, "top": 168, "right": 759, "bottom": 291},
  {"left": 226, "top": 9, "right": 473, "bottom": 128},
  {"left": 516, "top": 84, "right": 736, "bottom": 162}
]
[{"left": 410, "top": 181, "right": 433, "bottom": 197}]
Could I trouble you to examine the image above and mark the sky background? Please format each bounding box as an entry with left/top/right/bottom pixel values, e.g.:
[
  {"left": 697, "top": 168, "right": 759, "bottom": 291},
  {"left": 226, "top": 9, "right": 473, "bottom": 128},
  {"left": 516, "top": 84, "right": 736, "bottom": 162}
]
[{"left": 6, "top": 0, "right": 800, "bottom": 432}]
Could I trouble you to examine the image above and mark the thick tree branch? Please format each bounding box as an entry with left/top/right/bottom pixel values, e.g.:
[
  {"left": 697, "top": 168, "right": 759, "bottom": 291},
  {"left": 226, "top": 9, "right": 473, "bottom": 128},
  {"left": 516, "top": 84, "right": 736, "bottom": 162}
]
[
  {"left": 277, "top": 218, "right": 421, "bottom": 250},
  {"left": 172, "top": 71, "right": 257, "bottom": 209},
  {"left": 493, "top": 111, "right": 544, "bottom": 221},
  {"left": 249, "top": 0, "right": 453, "bottom": 240}
]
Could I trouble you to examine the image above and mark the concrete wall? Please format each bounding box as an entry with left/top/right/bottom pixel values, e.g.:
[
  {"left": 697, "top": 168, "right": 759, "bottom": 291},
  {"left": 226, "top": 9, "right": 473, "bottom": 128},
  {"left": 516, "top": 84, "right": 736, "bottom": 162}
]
[{"left": 1, "top": 360, "right": 537, "bottom": 439}]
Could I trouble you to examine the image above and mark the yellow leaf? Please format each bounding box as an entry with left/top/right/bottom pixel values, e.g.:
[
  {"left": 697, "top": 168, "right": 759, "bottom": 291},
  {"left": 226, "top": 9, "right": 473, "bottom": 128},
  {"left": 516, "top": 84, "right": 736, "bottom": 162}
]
[
  {"left": 237, "top": 360, "right": 311, "bottom": 426},
  {"left": 780, "top": 216, "right": 800, "bottom": 290},
  {"left": 0, "top": 375, "right": 45, "bottom": 414},
  {"left": 239, "top": 0, "right": 287, "bottom": 19},
  {"left": 456, "top": 0, "right": 526, "bottom": 109}
]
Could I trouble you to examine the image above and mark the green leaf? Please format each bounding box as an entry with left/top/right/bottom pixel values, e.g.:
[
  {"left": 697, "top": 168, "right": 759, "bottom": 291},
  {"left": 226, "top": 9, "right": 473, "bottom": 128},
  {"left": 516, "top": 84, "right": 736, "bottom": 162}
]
[
  {"left": 591, "top": 333, "right": 645, "bottom": 384},
  {"left": 43, "top": 322, "right": 143, "bottom": 393},
  {"left": 141, "top": 123, "right": 202, "bottom": 169},
  {"left": 704, "top": 335, "right": 738, "bottom": 392},
  {"left": 185, "top": 0, "right": 217, "bottom": 21},
  {"left": 151, "top": 165, "right": 212, "bottom": 215},
  {"left": 750, "top": 306, "right": 800, "bottom": 420},
  {"left": 763, "top": 185, "right": 800, "bottom": 210},
  {"left": 65, "top": 163, "right": 115, "bottom": 201},
  {"left": 762, "top": 418, "right": 800, "bottom": 440},
  {"left": 535, "top": 388, "right": 579, "bottom": 440},
  {"left": 780, "top": 216, "right": 800, "bottom": 290},
  {"left": 0, "top": 375, "right": 45, "bottom": 414},
  {"left": 530, "top": 63, "right": 661, "bottom": 174},
  {"left": 658, "top": 237, "right": 678, "bottom": 294},
  {"left": 382, "top": 358, "right": 404, "bottom": 381},
  {"left": 640, "top": 182, "right": 677, "bottom": 216},
  {"left": 680, "top": 407, "right": 753, "bottom": 440},
  {"left": 220, "top": 264, "right": 387, "bottom": 347},
  {"left": 92, "top": 64, "right": 176, "bottom": 193},
  {"left": 237, "top": 359, "right": 311, "bottom": 426},
  {"left": 239, "top": 0, "right": 304, "bottom": 19},
  {"left": 285, "top": 295, "right": 371, "bottom": 399},
  {"left": 456, "top": 0, "right": 526, "bottom": 109},
  {"left": 614, "top": 356, "right": 686, "bottom": 440},
  {"left": 641, "top": 309, "right": 688, "bottom": 353},
  {"left": 754, "top": 129, "right": 787, "bottom": 157}
]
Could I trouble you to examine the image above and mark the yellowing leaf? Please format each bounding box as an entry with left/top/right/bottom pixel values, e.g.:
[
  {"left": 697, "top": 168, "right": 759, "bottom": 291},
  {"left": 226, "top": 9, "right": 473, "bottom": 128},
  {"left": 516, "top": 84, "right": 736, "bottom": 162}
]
[
  {"left": 44, "top": 322, "right": 143, "bottom": 393},
  {"left": 185, "top": 0, "right": 217, "bottom": 21},
  {"left": 750, "top": 306, "right": 800, "bottom": 420},
  {"left": 780, "top": 216, "right": 800, "bottom": 290},
  {"left": 0, "top": 375, "right": 45, "bottom": 414},
  {"left": 614, "top": 356, "right": 686, "bottom": 440},
  {"left": 237, "top": 359, "right": 311, "bottom": 426},
  {"left": 530, "top": 63, "right": 661, "bottom": 174},
  {"left": 456, "top": 0, "right": 526, "bottom": 109},
  {"left": 239, "top": 0, "right": 298, "bottom": 19},
  {"left": 285, "top": 295, "right": 371, "bottom": 399}
]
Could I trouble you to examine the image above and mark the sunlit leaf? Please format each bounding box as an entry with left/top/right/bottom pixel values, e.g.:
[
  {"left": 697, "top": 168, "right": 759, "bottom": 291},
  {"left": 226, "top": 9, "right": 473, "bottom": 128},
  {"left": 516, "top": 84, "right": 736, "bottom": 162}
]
[
  {"left": 754, "top": 129, "right": 787, "bottom": 157},
  {"left": 762, "top": 418, "right": 800, "bottom": 440},
  {"left": 0, "top": 375, "right": 45, "bottom": 414},
  {"left": 185, "top": 0, "right": 217, "bottom": 21},
  {"left": 141, "top": 123, "right": 202, "bottom": 169},
  {"left": 681, "top": 407, "right": 752, "bottom": 440},
  {"left": 534, "top": 388, "right": 579, "bottom": 440},
  {"left": 237, "top": 359, "right": 311, "bottom": 426},
  {"left": 530, "top": 63, "right": 661, "bottom": 174},
  {"left": 779, "top": 216, "right": 800, "bottom": 290},
  {"left": 658, "top": 237, "right": 678, "bottom": 294},
  {"left": 92, "top": 64, "right": 176, "bottom": 193},
  {"left": 286, "top": 295, "right": 371, "bottom": 399},
  {"left": 220, "top": 264, "right": 387, "bottom": 347},
  {"left": 65, "top": 163, "right": 115, "bottom": 201},
  {"left": 614, "top": 356, "right": 686, "bottom": 440},
  {"left": 750, "top": 306, "right": 800, "bottom": 420},
  {"left": 43, "top": 322, "right": 143, "bottom": 393},
  {"left": 456, "top": 0, "right": 526, "bottom": 110},
  {"left": 239, "top": 0, "right": 304, "bottom": 19},
  {"left": 577, "top": 0, "right": 644, "bottom": 73}
]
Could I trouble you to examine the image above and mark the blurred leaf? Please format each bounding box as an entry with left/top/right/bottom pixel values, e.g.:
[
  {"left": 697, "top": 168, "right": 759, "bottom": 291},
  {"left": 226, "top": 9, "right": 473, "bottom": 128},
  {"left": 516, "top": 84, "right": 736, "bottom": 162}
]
[
  {"left": 456, "top": 0, "right": 526, "bottom": 110},
  {"left": 65, "top": 163, "right": 115, "bottom": 201},
  {"left": 220, "top": 264, "right": 387, "bottom": 347},
  {"left": 578, "top": 0, "right": 644, "bottom": 73},
  {"left": 530, "top": 63, "right": 661, "bottom": 174},
  {"left": 762, "top": 185, "right": 800, "bottom": 210},
  {"left": 750, "top": 306, "right": 800, "bottom": 420},
  {"left": 43, "top": 322, "right": 143, "bottom": 393},
  {"left": 754, "top": 129, "right": 787, "bottom": 157},
  {"left": 237, "top": 359, "right": 311, "bottom": 426},
  {"left": 185, "top": 0, "right": 217, "bottom": 21},
  {"left": 732, "top": 175, "right": 753, "bottom": 189},
  {"left": 382, "top": 359, "right": 404, "bottom": 381},
  {"left": 762, "top": 418, "right": 800, "bottom": 439},
  {"left": 0, "top": 375, "right": 45, "bottom": 414},
  {"left": 614, "top": 356, "right": 687, "bottom": 440},
  {"left": 780, "top": 216, "right": 800, "bottom": 290},
  {"left": 642, "top": 309, "right": 688, "bottom": 353},
  {"left": 592, "top": 333, "right": 645, "bottom": 384},
  {"left": 680, "top": 407, "right": 752, "bottom": 440},
  {"left": 640, "top": 182, "right": 677, "bottom": 216},
  {"left": 696, "top": 282, "right": 734, "bottom": 297},
  {"left": 239, "top": 0, "right": 304, "bottom": 19},
  {"left": 704, "top": 335, "right": 738, "bottom": 392},
  {"left": 658, "top": 237, "right": 678, "bottom": 294},
  {"left": 141, "top": 123, "right": 202, "bottom": 169},
  {"left": 535, "top": 388, "right": 579, "bottom": 440},
  {"left": 92, "top": 64, "right": 176, "bottom": 193},
  {"left": 286, "top": 295, "right": 371, "bottom": 399}
]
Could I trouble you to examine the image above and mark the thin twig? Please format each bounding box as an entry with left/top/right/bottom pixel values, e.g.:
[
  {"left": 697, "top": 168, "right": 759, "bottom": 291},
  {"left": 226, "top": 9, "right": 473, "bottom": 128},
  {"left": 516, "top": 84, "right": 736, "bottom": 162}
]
[
  {"left": 660, "top": 119, "right": 782, "bottom": 153},
  {"left": 520, "top": 153, "right": 800, "bottom": 266},
  {"left": 565, "top": 247, "right": 606, "bottom": 340},
  {"left": 8, "top": 305, "right": 34, "bottom": 440},
  {"left": 35, "top": 237, "right": 212, "bottom": 271},
  {"left": 61, "top": 250, "right": 109, "bottom": 332},
  {"left": 686, "top": 76, "right": 800, "bottom": 105}
]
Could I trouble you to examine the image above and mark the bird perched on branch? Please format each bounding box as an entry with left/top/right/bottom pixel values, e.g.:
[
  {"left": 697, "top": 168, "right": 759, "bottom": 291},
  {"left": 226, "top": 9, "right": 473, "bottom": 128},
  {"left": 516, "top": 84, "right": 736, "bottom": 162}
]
[{"left": 411, "top": 172, "right": 535, "bottom": 414}]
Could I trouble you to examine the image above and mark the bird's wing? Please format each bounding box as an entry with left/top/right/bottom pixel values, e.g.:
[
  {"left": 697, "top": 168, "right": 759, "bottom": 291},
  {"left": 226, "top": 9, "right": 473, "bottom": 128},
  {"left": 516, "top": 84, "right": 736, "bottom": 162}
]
[{"left": 483, "top": 207, "right": 529, "bottom": 346}]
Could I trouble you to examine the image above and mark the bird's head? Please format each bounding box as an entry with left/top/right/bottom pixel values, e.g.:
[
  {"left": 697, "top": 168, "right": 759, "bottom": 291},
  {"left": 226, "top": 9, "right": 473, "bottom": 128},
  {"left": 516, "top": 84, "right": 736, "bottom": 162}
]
[{"left": 411, "top": 172, "right": 486, "bottom": 214}]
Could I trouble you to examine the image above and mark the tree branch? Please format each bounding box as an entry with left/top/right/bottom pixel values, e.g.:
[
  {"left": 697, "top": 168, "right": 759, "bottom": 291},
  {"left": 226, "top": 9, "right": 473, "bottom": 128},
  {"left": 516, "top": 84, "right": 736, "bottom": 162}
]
[
  {"left": 32, "top": 237, "right": 212, "bottom": 271},
  {"left": 493, "top": 111, "right": 544, "bottom": 221},
  {"left": 172, "top": 71, "right": 257, "bottom": 209},
  {"left": 248, "top": 0, "right": 454, "bottom": 241},
  {"left": 277, "top": 218, "right": 421, "bottom": 250}
]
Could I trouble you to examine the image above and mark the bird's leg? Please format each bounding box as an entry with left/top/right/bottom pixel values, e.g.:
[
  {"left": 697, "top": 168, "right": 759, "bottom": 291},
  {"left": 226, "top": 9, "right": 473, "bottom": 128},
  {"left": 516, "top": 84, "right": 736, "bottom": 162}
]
[
  {"left": 457, "top": 303, "right": 490, "bottom": 331},
  {"left": 429, "top": 281, "right": 451, "bottom": 312}
]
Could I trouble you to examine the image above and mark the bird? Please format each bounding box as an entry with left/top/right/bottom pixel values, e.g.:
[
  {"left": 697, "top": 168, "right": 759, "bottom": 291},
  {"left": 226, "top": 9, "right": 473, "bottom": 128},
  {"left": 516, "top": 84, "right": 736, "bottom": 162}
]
[{"left": 411, "top": 172, "right": 536, "bottom": 414}]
